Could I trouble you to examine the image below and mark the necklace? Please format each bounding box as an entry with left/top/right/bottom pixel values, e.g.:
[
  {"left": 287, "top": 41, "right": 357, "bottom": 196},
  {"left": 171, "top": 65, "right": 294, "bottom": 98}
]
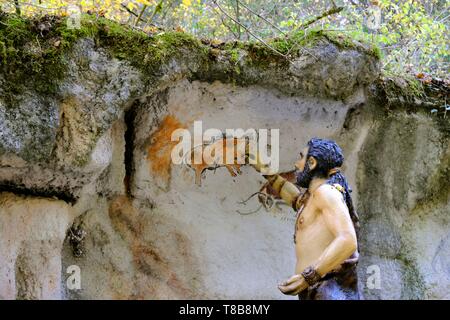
[{"left": 293, "top": 190, "right": 311, "bottom": 244}]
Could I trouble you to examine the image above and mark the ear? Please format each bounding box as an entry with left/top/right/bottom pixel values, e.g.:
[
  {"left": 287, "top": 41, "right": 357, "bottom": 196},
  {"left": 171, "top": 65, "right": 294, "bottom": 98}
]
[{"left": 307, "top": 156, "right": 317, "bottom": 170}]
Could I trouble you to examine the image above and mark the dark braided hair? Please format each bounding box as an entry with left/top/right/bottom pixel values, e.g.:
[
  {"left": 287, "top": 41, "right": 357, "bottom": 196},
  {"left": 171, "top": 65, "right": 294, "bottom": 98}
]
[{"left": 305, "top": 138, "right": 359, "bottom": 232}]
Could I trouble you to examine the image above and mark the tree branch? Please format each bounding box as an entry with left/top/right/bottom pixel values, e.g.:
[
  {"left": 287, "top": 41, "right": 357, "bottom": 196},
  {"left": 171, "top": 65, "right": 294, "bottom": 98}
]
[
  {"left": 282, "top": 4, "right": 344, "bottom": 58},
  {"left": 235, "top": 0, "right": 241, "bottom": 40},
  {"left": 18, "top": 2, "right": 65, "bottom": 10},
  {"left": 14, "top": 0, "right": 21, "bottom": 15},
  {"left": 211, "top": 0, "right": 287, "bottom": 58},
  {"left": 211, "top": 5, "right": 239, "bottom": 39},
  {"left": 296, "top": 6, "right": 344, "bottom": 31},
  {"left": 236, "top": 0, "right": 286, "bottom": 36},
  {"left": 120, "top": 3, "right": 164, "bottom": 31},
  {"left": 121, "top": 3, "right": 147, "bottom": 24},
  {"left": 135, "top": 4, "right": 148, "bottom": 26},
  {"left": 145, "top": 0, "right": 164, "bottom": 27}
]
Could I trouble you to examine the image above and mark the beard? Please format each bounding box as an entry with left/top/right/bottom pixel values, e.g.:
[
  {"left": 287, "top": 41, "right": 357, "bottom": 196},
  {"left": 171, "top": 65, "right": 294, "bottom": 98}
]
[{"left": 295, "top": 162, "right": 314, "bottom": 188}]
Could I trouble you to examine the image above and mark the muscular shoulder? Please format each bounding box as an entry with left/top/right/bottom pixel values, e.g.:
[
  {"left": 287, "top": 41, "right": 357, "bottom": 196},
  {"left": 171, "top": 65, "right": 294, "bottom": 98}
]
[{"left": 313, "top": 184, "right": 345, "bottom": 210}]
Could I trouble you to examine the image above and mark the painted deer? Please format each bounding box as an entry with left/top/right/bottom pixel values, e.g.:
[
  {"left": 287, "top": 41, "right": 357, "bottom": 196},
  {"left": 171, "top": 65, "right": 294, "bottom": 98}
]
[
  {"left": 184, "top": 136, "right": 249, "bottom": 186},
  {"left": 183, "top": 135, "right": 302, "bottom": 213}
]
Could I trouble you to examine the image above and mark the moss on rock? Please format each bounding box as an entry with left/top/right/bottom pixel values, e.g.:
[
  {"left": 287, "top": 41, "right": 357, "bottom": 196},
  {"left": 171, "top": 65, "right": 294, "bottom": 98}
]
[
  {"left": 270, "top": 29, "right": 381, "bottom": 59},
  {"left": 0, "top": 12, "right": 384, "bottom": 103},
  {"left": 0, "top": 13, "right": 208, "bottom": 100}
]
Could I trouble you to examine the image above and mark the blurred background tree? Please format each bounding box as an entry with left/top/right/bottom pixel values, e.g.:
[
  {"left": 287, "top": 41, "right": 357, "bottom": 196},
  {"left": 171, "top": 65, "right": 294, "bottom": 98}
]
[{"left": 0, "top": 0, "right": 448, "bottom": 77}]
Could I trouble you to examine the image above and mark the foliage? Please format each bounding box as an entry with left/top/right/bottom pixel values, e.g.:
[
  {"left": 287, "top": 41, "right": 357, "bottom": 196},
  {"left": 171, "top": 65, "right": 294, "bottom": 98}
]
[{"left": 0, "top": 0, "right": 448, "bottom": 78}]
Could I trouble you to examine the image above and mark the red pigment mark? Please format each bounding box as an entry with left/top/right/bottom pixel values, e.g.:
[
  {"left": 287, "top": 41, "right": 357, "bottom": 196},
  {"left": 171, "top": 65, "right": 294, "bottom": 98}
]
[
  {"left": 108, "top": 195, "right": 196, "bottom": 298},
  {"left": 147, "top": 115, "right": 186, "bottom": 181}
]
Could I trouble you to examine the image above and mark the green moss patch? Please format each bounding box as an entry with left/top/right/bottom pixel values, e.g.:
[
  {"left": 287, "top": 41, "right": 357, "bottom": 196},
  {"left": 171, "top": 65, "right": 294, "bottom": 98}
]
[
  {"left": 0, "top": 13, "right": 209, "bottom": 102},
  {"left": 0, "top": 15, "right": 66, "bottom": 103},
  {"left": 270, "top": 29, "right": 381, "bottom": 59},
  {"left": 0, "top": 12, "right": 384, "bottom": 101}
]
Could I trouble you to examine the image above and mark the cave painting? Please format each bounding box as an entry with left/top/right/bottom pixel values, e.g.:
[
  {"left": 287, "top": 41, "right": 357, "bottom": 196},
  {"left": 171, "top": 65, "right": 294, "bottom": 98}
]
[
  {"left": 147, "top": 117, "right": 270, "bottom": 186},
  {"left": 184, "top": 136, "right": 248, "bottom": 186},
  {"left": 147, "top": 115, "right": 187, "bottom": 182}
]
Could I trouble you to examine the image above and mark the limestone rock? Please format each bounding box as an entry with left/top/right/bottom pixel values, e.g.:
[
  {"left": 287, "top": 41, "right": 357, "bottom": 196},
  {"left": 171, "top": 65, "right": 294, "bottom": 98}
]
[{"left": 0, "top": 17, "right": 448, "bottom": 300}]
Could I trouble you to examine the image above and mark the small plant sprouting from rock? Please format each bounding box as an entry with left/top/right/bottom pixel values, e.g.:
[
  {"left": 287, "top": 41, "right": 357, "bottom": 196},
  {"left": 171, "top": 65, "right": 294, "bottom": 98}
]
[{"left": 68, "top": 223, "right": 86, "bottom": 258}]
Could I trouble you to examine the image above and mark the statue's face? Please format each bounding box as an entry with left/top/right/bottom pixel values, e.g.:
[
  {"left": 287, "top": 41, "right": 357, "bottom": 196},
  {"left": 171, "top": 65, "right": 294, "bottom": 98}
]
[
  {"left": 294, "top": 146, "right": 309, "bottom": 172},
  {"left": 295, "top": 146, "right": 319, "bottom": 188}
]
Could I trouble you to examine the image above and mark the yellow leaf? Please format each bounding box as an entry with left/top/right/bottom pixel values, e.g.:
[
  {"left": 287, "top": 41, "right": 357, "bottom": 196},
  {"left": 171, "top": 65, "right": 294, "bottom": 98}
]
[
  {"left": 183, "top": 0, "right": 192, "bottom": 7},
  {"left": 127, "top": 2, "right": 136, "bottom": 11},
  {"left": 137, "top": 0, "right": 154, "bottom": 5}
]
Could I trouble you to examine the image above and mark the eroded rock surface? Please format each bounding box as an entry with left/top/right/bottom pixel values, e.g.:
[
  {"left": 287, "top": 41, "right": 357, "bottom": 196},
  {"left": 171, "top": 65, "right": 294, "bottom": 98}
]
[
  {"left": 0, "top": 18, "right": 448, "bottom": 300},
  {"left": 0, "top": 193, "right": 73, "bottom": 299}
]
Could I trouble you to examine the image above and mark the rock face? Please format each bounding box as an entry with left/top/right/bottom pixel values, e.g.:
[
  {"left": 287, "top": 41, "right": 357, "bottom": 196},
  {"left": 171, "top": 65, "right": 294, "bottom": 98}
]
[
  {"left": 354, "top": 111, "right": 450, "bottom": 299},
  {"left": 0, "top": 39, "right": 143, "bottom": 201},
  {"left": 0, "top": 193, "right": 73, "bottom": 299},
  {"left": 0, "top": 19, "right": 448, "bottom": 299}
]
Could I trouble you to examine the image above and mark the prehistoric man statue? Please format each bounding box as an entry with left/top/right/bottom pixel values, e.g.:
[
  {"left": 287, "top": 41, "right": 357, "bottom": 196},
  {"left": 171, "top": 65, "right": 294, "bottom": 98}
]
[{"left": 252, "top": 138, "right": 360, "bottom": 300}]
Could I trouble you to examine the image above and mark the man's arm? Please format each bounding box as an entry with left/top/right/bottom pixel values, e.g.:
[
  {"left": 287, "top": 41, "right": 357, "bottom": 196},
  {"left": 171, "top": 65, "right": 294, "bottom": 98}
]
[
  {"left": 310, "top": 184, "right": 357, "bottom": 277},
  {"left": 249, "top": 147, "right": 302, "bottom": 210},
  {"left": 264, "top": 175, "right": 301, "bottom": 209}
]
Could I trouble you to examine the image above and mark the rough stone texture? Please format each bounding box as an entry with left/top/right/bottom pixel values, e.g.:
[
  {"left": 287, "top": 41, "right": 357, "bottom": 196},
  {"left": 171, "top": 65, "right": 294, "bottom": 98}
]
[
  {"left": 198, "top": 40, "right": 379, "bottom": 101},
  {"left": 0, "top": 193, "right": 73, "bottom": 299},
  {"left": 0, "top": 93, "right": 59, "bottom": 162},
  {"left": 0, "top": 34, "right": 448, "bottom": 300},
  {"left": 354, "top": 110, "right": 450, "bottom": 299},
  {"left": 0, "top": 39, "right": 142, "bottom": 201},
  {"left": 0, "top": 36, "right": 379, "bottom": 201}
]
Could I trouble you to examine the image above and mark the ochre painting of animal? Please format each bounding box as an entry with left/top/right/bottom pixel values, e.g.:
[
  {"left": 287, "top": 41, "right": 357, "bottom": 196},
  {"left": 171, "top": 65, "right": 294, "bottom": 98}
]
[{"left": 186, "top": 137, "right": 248, "bottom": 186}]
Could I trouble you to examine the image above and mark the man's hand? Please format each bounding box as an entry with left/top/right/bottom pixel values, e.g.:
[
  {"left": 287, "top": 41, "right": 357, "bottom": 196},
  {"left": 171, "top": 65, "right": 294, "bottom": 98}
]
[
  {"left": 278, "top": 274, "right": 308, "bottom": 296},
  {"left": 247, "top": 147, "right": 278, "bottom": 175}
]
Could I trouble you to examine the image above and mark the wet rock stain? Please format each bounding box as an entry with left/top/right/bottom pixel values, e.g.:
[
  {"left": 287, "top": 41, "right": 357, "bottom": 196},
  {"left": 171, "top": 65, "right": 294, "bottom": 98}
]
[{"left": 108, "top": 195, "right": 200, "bottom": 298}]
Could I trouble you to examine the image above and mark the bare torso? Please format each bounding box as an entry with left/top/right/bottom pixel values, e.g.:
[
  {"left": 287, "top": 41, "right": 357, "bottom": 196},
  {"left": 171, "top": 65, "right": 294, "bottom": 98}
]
[
  {"left": 250, "top": 143, "right": 359, "bottom": 298},
  {"left": 294, "top": 189, "right": 347, "bottom": 274}
]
